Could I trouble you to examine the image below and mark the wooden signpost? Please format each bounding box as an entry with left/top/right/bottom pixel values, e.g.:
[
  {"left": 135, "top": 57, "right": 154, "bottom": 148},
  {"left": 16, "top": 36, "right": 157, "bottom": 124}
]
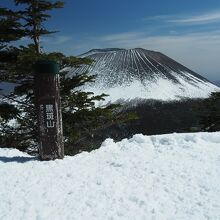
[{"left": 34, "top": 60, "right": 64, "bottom": 160}]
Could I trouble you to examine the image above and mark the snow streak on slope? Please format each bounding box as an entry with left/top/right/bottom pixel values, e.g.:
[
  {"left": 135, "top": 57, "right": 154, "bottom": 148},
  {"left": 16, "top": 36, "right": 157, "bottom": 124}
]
[
  {"left": 70, "top": 48, "right": 219, "bottom": 103},
  {"left": 1, "top": 132, "right": 220, "bottom": 220}
]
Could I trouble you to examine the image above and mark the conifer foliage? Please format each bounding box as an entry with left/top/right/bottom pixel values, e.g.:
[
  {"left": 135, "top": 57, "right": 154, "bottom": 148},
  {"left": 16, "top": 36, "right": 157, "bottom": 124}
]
[
  {"left": 0, "top": 1, "right": 134, "bottom": 154},
  {"left": 0, "top": 6, "right": 24, "bottom": 81},
  {"left": 15, "top": 0, "right": 64, "bottom": 54},
  {"left": 0, "top": 7, "right": 23, "bottom": 46}
]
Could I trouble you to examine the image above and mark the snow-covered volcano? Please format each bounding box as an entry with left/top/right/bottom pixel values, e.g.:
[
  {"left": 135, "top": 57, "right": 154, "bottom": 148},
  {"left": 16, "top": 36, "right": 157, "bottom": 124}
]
[{"left": 69, "top": 48, "right": 219, "bottom": 103}]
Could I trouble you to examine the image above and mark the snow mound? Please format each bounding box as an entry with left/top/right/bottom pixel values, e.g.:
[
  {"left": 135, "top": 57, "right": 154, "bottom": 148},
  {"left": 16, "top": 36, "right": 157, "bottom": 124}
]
[{"left": 1, "top": 132, "right": 220, "bottom": 220}]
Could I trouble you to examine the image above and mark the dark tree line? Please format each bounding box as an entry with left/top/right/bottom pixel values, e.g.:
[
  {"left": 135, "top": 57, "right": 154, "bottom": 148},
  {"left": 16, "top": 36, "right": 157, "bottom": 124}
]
[{"left": 198, "top": 92, "right": 220, "bottom": 132}]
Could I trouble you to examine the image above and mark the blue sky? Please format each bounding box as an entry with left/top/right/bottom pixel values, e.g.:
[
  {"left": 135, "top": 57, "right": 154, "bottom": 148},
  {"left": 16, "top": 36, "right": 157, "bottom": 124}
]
[{"left": 3, "top": 0, "right": 220, "bottom": 81}]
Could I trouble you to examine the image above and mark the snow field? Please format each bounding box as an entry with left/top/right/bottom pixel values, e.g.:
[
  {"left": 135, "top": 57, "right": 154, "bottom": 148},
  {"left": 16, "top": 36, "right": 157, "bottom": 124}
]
[
  {"left": 0, "top": 132, "right": 220, "bottom": 220},
  {"left": 85, "top": 74, "right": 219, "bottom": 105}
]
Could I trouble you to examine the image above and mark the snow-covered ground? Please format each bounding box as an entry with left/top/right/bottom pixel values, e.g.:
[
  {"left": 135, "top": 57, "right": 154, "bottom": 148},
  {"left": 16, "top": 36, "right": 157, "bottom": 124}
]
[{"left": 0, "top": 132, "right": 220, "bottom": 220}]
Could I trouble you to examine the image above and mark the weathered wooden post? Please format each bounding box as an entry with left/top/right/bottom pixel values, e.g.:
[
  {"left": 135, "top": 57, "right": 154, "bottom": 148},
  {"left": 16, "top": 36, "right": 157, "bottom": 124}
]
[{"left": 34, "top": 60, "right": 64, "bottom": 160}]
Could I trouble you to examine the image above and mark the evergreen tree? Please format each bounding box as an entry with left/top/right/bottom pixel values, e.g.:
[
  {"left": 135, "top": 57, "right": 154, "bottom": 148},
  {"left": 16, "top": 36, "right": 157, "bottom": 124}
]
[
  {"left": 0, "top": 1, "right": 135, "bottom": 154},
  {"left": 0, "top": 6, "right": 24, "bottom": 81},
  {"left": 0, "top": 7, "right": 24, "bottom": 46},
  {"left": 14, "top": 0, "right": 64, "bottom": 54}
]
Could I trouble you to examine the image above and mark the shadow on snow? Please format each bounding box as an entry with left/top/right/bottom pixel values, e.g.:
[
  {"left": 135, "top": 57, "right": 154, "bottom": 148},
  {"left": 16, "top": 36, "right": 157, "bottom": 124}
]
[{"left": 0, "top": 156, "right": 39, "bottom": 163}]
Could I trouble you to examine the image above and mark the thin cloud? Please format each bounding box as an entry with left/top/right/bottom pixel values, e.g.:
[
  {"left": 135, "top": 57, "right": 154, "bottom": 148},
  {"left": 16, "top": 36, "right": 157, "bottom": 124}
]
[
  {"left": 42, "top": 35, "right": 72, "bottom": 45},
  {"left": 169, "top": 11, "right": 220, "bottom": 25},
  {"left": 101, "top": 32, "right": 145, "bottom": 42},
  {"left": 143, "top": 15, "right": 173, "bottom": 21},
  {"left": 98, "top": 30, "right": 220, "bottom": 50},
  {"left": 94, "top": 30, "right": 220, "bottom": 80},
  {"left": 144, "top": 10, "right": 220, "bottom": 26}
]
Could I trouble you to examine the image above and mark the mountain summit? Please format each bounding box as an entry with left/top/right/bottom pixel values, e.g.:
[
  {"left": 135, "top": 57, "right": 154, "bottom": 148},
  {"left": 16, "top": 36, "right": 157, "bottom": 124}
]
[{"left": 70, "top": 48, "right": 219, "bottom": 103}]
